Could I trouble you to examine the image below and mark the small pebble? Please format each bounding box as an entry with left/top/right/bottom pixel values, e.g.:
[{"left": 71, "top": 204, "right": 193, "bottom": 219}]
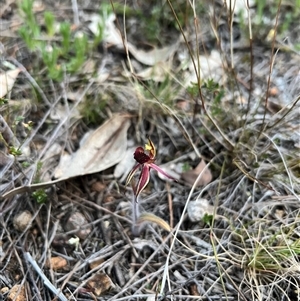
[
  {"left": 13, "top": 211, "right": 33, "bottom": 232},
  {"left": 187, "top": 199, "right": 213, "bottom": 222},
  {"left": 64, "top": 212, "right": 91, "bottom": 240}
]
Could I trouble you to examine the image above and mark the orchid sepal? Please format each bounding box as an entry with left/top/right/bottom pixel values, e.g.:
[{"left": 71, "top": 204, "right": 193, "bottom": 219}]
[
  {"left": 134, "top": 165, "right": 151, "bottom": 201},
  {"left": 125, "top": 163, "right": 141, "bottom": 187},
  {"left": 149, "top": 163, "right": 178, "bottom": 182}
]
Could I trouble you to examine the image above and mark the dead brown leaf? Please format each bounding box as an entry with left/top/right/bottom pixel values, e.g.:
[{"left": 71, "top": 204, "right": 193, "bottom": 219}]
[
  {"left": 180, "top": 159, "right": 212, "bottom": 187},
  {"left": 1, "top": 114, "right": 131, "bottom": 199},
  {"left": 8, "top": 284, "right": 26, "bottom": 301},
  {"left": 46, "top": 256, "right": 68, "bottom": 270},
  {"left": 127, "top": 42, "right": 179, "bottom": 66},
  {"left": 189, "top": 283, "right": 200, "bottom": 296},
  {"left": 54, "top": 113, "right": 130, "bottom": 179},
  {"left": 89, "top": 258, "right": 105, "bottom": 270},
  {"left": 86, "top": 273, "right": 113, "bottom": 296},
  {"left": 89, "top": 13, "right": 179, "bottom": 66}
]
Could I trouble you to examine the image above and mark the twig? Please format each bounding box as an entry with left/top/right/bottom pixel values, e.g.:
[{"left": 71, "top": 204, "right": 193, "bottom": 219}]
[
  {"left": 24, "top": 252, "right": 68, "bottom": 301},
  {"left": 71, "top": 0, "right": 80, "bottom": 26}
]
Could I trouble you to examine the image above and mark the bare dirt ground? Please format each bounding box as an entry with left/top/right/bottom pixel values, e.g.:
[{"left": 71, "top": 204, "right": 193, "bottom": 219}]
[{"left": 0, "top": 1, "right": 300, "bottom": 300}]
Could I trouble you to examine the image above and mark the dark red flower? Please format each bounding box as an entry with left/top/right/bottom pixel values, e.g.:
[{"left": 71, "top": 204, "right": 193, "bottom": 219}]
[{"left": 126, "top": 138, "right": 177, "bottom": 201}]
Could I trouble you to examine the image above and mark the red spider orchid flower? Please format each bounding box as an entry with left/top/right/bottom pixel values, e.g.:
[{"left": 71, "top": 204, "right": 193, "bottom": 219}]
[{"left": 126, "top": 138, "right": 177, "bottom": 201}]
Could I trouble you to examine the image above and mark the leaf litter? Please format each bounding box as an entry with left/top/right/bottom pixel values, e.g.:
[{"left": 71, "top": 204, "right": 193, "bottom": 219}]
[
  {"left": 1, "top": 114, "right": 131, "bottom": 199},
  {"left": 0, "top": 68, "right": 20, "bottom": 98},
  {"left": 54, "top": 113, "right": 130, "bottom": 179}
]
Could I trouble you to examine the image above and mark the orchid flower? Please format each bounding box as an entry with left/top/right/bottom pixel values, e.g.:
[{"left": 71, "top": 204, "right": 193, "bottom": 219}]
[{"left": 126, "top": 138, "right": 177, "bottom": 201}]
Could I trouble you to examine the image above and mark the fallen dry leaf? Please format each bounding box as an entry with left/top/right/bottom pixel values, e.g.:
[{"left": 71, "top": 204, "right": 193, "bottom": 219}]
[
  {"left": 86, "top": 273, "right": 113, "bottom": 296},
  {"left": 267, "top": 100, "right": 283, "bottom": 114},
  {"left": 124, "top": 62, "right": 171, "bottom": 82},
  {"left": 127, "top": 42, "right": 179, "bottom": 66},
  {"left": 91, "top": 181, "right": 106, "bottom": 192},
  {"left": 189, "top": 283, "right": 200, "bottom": 296},
  {"left": 0, "top": 287, "right": 9, "bottom": 294},
  {"left": 8, "top": 284, "right": 26, "bottom": 301},
  {"left": 0, "top": 68, "right": 21, "bottom": 98},
  {"left": 89, "top": 13, "right": 122, "bottom": 46},
  {"left": 137, "top": 213, "right": 171, "bottom": 232},
  {"left": 89, "top": 12, "right": 179, "bottom": 66},
  {"left": 113, "top": 146, "right": 136, "bottom": 182},
  {"left": 89, "top": 258, "right": 105, "bottom": 270},
  {"left": 54, "top": 114, "right": 130, "bottom": 179},
  {"left": 46, "top": 256, "right": 68, "bottom": 270},
  {"left": 184, "top": 50, "right": 224, "bottom": 86},
  {"left": 1, "top": 114, "right": 131, "bottom": 200},
  {"left": 180, "top": 159, "right": 212, "bottom": 187}
]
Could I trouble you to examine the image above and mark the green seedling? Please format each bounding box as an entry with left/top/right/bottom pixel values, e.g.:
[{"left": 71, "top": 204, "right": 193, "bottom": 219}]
[
  {"left": 59, "top": 22, "right": 71, "bottom": 55},
  {"left": 22, "top": 161, "right": 31, "bottom": 168},
  {"left": 0, "top": 98, "right": 9, "bottom": 106},
  {"left": 182, "top": 162, "right": 191, "bottom": 172},
  {"left": 92, "top": 3, "right": 112, "bottom": 47},
  {"left": 9, "top": 146, "right": 22, "bottom": 156},
  {"left": 32, "top": 189, "right": 48, "bottom": 204},
  {"left": 202, "top": 213, "right": 213, "bottom": 226},
  {"left": 44, "top": 11, "right": 55, "bottom": 37},
  {"left": 41, "top": 44, "right": 62, "bottom": 80},
  {"left": 187, "top": 82, "right": 200, "bottom": 98},
  {"left": 67, "top": 33, "right": 88, "bottom": 73},
  {"left": 202, "top": 79, "right": 225, "bottom": 117},
  {"left": 19, "top": 0, "right": 40, "bottom": 50},
  {"left": 18, "top": 0, "right": 112, "bottom": 81}
]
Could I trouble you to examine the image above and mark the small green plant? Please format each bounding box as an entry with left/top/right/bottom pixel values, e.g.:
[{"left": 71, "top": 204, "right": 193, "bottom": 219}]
[
  {"left": 237, "top": 222, "right": 300, "bottom": 275},
  {"left": 182, "top": 162, "right": 191, "bottom": 172},
  {"left": 18, "top": 0, "right": 108, "bottom": 80},
  {"left": 246, "top": 238, "right": 300, "bottom": 272},
  {"left": 32, "top": 189, "right": 48, "bottom": 204},
  {"left": 44, "top": 11, "right": 55, "bottom": 37},
  {"left": 18, "top": 0, "right": 40, "bottom": 50},
  {"left": 59, "top": 22, "right": 71, "bottom": 55},
  {"left": 21, "top": 161, "right": 31, "bottom": 168},
  {"left": 67, "top": 33, "right": 88, "bottom": 73},
  {"left": 0, "top": 98, "right": 9, "bottom": 106},
  {"left": 202, "top": 79, "right": 225, "bottom": 117},
  {"left": 202, "top": 213, "right": 213, "bottom": 226},
  {"left": 41, "top": 44, "right": 62, "bottom": 80},
  {"left": 9, "top": 146, "right": 22, "bottom": 156}
]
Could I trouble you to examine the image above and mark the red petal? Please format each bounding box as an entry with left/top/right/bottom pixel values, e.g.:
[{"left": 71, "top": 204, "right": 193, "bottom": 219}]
[{"left": 134, "top": 164, "right": 151, "bottom": 201}]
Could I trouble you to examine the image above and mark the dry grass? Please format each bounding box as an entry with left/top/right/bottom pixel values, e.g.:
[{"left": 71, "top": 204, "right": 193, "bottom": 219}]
[{"left": 0, "top": 0, "right": 299, "bottom": 300}]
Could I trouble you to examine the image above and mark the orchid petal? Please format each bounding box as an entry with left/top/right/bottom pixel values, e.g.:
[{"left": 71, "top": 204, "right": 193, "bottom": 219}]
[
  {"left": 149, "top": 163, "right": 178, "bottom": 182},
  {"left": 145, "top": 138, "right": 156, "bottom": 159},
  {"left": 125, "top": 163, "right": 141, "bottom": 187},
  {"left": 135, "top": 164, "right": 151, "bottom": 201}
]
